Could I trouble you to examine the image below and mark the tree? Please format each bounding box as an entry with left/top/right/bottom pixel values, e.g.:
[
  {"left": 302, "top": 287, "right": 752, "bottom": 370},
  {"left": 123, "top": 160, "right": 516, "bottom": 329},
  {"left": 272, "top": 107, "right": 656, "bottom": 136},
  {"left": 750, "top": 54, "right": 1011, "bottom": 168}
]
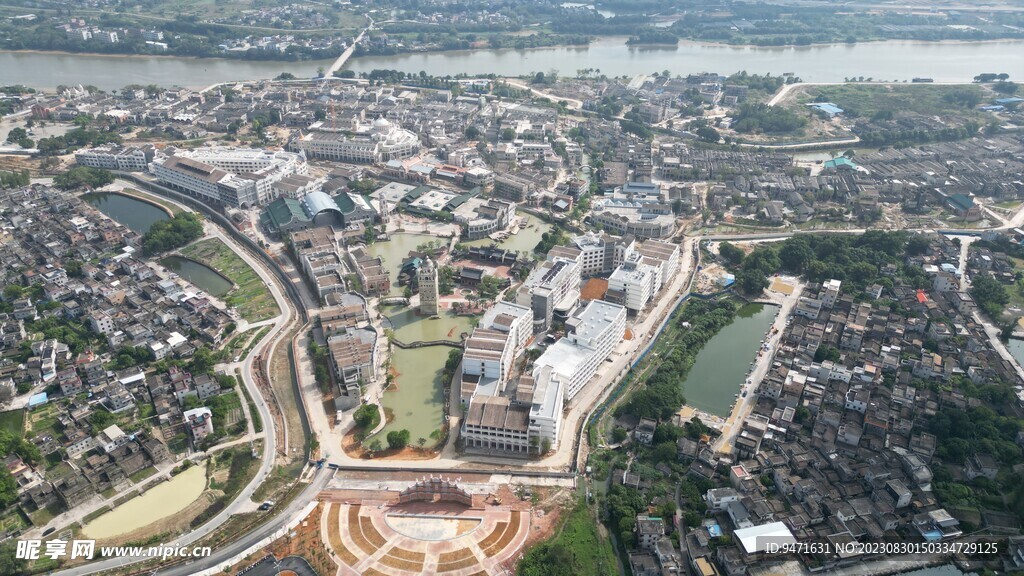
[
  {"left": 464, "top": 125, "right": 480, "bottom": 140},
  {"left": 354, "top": 403, "right": 379, "bottom": 429},
  {"left": 971, "top": 273, "right": 1009, "bottom": 319},
  {"left": 611, "top": 426, "right": 628, "bottom": 443},
  {"left": 142, "top": 213, "right": 204, "bottom": 255},
  {"left": 779, "top": 239, "right": 813, "bottom": 273},
  {"left": 274, "top": 72, "right": 296, "bottom": 80},
  {"left": 695, "top": 125, "right": 720, "bottom": 143},
  {"left": 53, "top": 167, "right": 114, "bottom": 190},
  {"left": 0, "top": 540, "right": 27, "bottom": 576},
  {"left": 719, "top": 242, "right": 745, "bottom": 266},
  {"left": 500, "top": 128, "right": 515, "bottom": 141},
  {"left": 387, "top": 429, "right": 410, "bottom": 450}
]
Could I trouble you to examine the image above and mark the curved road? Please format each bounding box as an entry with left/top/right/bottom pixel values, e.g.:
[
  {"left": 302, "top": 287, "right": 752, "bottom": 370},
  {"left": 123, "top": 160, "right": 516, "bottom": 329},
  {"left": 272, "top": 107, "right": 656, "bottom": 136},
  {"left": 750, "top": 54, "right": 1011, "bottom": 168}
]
[{"left": 52, "top": 182, "right": 299, "bottom": 576}]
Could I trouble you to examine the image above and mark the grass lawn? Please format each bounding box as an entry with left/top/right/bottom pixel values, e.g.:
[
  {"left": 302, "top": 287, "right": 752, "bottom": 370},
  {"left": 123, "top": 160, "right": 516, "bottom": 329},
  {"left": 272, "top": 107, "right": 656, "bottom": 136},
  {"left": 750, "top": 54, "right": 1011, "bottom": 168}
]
[
  {"left": 790, "top": 83, "right": 987, "bottom": 124},
  {"left": 518, "top": 498, "right": 618, "bottom": 576},
  {"left": 0, "top": 408, "right": 24, "bottom": 436},
  {"left": 180, "top": 238, "right": 280, "bottom": 322},
  {"left": 129, "top": 466, "right": 158, "bottom": 484},
  {"left": 124, "top": 188, "right": 182, "bottom": 215},
  {"left": 0, "top": 508, "right": 29, "bottom": 533},
  {"left": 28, "top": 501, "right": 63, "bottom": 526},
  {"left": 27, "top": 404, "right": 61, "bottom": 438}
]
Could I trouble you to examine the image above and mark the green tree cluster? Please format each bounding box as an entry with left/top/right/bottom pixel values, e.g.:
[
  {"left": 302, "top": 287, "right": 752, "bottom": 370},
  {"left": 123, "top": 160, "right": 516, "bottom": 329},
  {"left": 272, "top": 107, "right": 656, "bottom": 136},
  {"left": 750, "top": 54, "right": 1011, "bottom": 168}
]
[
  {"left": 969, "top": 273, "right": 1009, "bottom": 319},
  {"left": 387, "top": 429, "right": 411, "bottom": 449},
  {"left": 53, "top": 166, "right": 114, "bottom": 190},
  {"left": 142, "top": 212, "right": 204, "bottom": 255},
  {"left": 616, "top": 299, "right": 738, "bottom": 420}
]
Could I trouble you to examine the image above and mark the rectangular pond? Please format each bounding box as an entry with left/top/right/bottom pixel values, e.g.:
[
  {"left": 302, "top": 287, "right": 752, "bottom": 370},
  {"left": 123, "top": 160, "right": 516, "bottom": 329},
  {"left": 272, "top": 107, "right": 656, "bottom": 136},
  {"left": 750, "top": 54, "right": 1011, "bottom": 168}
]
[{"left": 679, "top": 302, "right": 779, "bottom": 417}]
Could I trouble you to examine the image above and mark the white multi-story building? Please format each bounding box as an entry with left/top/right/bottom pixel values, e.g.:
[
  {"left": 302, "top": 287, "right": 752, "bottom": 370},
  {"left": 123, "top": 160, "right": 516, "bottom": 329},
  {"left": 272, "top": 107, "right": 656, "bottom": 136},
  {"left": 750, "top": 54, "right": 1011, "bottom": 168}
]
[
  {"left": 150, "top": 146, "right": 307, "bottom": 208},
  {"left": 481, "top": 301, "right": 533, "bottom": 353},
  {"left": 591, "top": 198, "right": 676, "bottom": 239},
  {"left": 75, "top": 144, "right": 154, "bottom": 172},
  {"left": 636, "top": 239, "right": 681, "bottom": 283},
  {"left": 607, "top": 257, "right": 660, "bottom": 313},
  {"left": 518, "top": 257, "right": 581, "bottom": 333},
  {"left": 290, "top": 117, "right": 420, "bottom": 163},
  {"left": 533, "top": 299, "right": 626, "bottom": 400},
  {"left": 461, "top": 328, "right": 514, "bottom": 402},
  {"left": 566, "top": 232, "right": 636, "bottom": 276},
  {"left": 822, "top": 278, "right": 842, "bottom": 308}
]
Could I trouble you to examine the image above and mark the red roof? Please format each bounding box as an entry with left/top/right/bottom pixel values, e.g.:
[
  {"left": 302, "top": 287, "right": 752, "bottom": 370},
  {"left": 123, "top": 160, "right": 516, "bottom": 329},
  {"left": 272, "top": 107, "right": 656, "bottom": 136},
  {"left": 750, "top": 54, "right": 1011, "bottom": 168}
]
[{"left": 916, "top": 289, "right": 928, "bottom": 304}]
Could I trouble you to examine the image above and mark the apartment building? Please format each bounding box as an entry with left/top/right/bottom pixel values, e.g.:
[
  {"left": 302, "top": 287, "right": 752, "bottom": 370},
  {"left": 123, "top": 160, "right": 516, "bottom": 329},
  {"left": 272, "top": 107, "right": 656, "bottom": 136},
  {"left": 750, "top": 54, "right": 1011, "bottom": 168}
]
[{"left": 518, "top": 257, "right": 581, "bottom": 332}]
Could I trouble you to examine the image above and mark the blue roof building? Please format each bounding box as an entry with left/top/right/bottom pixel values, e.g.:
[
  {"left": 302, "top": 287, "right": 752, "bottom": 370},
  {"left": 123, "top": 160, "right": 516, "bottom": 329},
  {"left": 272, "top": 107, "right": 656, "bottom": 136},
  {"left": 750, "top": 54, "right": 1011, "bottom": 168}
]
[
  {"left": 823, "top": 157, "right": 857, "bottom": 172},
  {"left": 808, "top": 102, "right": 844, "bottom": 118}
]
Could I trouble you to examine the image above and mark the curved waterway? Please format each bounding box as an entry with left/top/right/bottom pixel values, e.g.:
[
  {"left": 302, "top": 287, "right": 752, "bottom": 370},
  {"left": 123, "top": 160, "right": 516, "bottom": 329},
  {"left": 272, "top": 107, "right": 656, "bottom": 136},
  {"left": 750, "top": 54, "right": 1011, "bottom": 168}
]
[
  {"left": 81, "top": 464, "right": 206, "bottom": 540},
  {"left": 679, "top": 303, "right": 778, "bottom": 417},
  {"left": 161, "top": 256, "right": 234, "bottom": 297},
  {"left": 83, "top": 192, "right": 169, "bottom": 234}
]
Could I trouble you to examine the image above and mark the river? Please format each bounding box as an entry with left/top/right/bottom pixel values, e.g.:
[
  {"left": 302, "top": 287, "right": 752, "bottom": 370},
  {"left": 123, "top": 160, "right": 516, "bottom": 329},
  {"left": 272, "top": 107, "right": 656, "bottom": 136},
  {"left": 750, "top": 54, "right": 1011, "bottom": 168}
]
[
  {"left": 3, "top": 38, "right": 1023, "bottom": 90},
  {"left": 0, "top": 51, "right": 328, "bottom": 91},
  {"left": 680, "top": 302, "right": 779, "bottom": 417},
  {"left": 83, "top": 192, "right": 169, "bottom": 234}
]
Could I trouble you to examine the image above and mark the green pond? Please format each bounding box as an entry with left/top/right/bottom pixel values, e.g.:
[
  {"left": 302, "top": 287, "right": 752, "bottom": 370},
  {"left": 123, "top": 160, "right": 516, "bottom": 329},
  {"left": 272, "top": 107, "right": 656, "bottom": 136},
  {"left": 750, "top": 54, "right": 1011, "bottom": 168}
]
[
  {"left": 464, "top": 212, "right": 552, "bottom": 254},
  {"left": 680, "top": 303, "right": 779, "bottom": 417},
  {"left": 365, "top": 233, "right": 438, "bottom": 296},
  {"left": 161, "top": 256, "right": 233, "bottom": 297},
  {"left": 83, "top": 192, "right": 170, "bottom": 234},
  {"left": 81, "top": 465, "right": 206, "bottom": 540},
  {"left": 382, "top": 305, "right": 477, "bottom": 343},
  {"left": 367, "top": 346, "right": 449, "bottom": 448}
]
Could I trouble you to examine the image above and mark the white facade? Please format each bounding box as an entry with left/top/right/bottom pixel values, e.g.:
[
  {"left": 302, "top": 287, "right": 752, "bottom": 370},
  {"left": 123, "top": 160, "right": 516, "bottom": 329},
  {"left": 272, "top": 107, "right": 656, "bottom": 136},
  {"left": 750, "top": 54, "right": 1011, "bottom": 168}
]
[
  {"left": 291, "top": 117, "right": 420, "bottom": 164},
  {"left": 533, "top": 300, "right": 627, "bottom": 400},
  {"left": 519, "top": 257, "right": 581, "bottom": 332},
  {"left": 150, "top": 146, "right": 307, "bottom": 207},
  {"left": 75, "top": 145, "right": 152, "bottom": 171},
  {"left": 481, "top": 301, "right": 533, "bottom": 353},
  {"left": 607, "top": 258, "right": 659, "bottom": 313}
]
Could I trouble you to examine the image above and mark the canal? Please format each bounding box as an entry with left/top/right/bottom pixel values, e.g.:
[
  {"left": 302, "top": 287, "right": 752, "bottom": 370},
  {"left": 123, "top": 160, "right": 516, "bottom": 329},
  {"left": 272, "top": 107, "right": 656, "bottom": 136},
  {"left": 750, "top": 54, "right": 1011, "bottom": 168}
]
[
  {"left": 366, "top": 346, "right": 449, "bottom": 449},
  {"left": 161, "top": 256, "right": 234, "bottom": 297},
  {"left": 83, "top": 192, "right": 170, "bottom": 234},
  {"left": 383, "top": 305, "right": 476, "bottom": 343},
  {"left": 680, "top": 303, "right": 779, "bottom": 417},
  {"left": 81, "top": 464, "right": 206, "bottom": 540}
]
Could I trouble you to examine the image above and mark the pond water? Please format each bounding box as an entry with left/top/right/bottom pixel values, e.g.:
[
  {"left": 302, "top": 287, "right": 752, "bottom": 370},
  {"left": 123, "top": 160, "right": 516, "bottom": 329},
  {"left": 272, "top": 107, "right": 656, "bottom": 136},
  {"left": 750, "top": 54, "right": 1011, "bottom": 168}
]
[
  {"left": 161, "top": 256, "right": 234, "bottom": 297},
  {"left": 83, "top": 192, "right": 170, "bottom": 234},
  {"left": 366, "top": 346, "right": 448, "bottom": 448},
  {"left": 1007, "top": 338, "right": 1024, "bottom": 369},
  {"left": 365, "top": 233, "right": 439, "bottom": 296},
  {"left": 81, "top": 464, "right": 206, "bottom": 540},
  {"left": 383, "top": 305, "right": 477, "bottom": 343},
  {"left": 679, "top": 303, "right": 779, "bottom": 417},
  {"left": 464, "top": 212, "right": 553, "bottom": 254}
]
